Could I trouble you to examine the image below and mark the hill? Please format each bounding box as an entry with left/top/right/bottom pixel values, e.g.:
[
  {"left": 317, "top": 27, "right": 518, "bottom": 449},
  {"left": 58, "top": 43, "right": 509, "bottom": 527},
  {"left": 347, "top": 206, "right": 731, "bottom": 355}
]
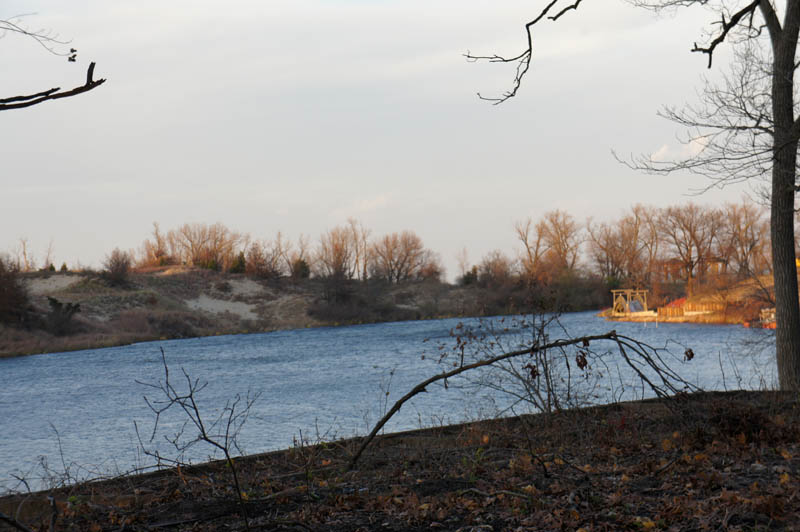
[{"left": 0, "top": 268, "right": 488, "bottom": 358}]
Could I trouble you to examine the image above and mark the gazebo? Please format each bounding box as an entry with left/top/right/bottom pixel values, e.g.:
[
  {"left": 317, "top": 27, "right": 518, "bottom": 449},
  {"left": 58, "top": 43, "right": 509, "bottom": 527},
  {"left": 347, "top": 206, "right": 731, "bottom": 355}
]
[{"left": 611, "top": 289, "right": 648, "bottom": 315}]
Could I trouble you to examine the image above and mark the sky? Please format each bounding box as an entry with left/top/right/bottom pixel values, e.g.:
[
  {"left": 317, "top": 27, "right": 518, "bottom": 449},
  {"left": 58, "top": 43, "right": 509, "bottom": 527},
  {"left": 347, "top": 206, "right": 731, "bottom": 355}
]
[{"left": 0, "top": 1, "right": 756, "bottom": 279}]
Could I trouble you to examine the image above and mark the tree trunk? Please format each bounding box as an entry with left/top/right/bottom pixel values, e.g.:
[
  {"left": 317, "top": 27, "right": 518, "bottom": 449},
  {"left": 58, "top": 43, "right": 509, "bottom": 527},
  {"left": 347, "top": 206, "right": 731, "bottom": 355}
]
[{"left": 770, "top": 6, "right": 800, "bottom": 391}]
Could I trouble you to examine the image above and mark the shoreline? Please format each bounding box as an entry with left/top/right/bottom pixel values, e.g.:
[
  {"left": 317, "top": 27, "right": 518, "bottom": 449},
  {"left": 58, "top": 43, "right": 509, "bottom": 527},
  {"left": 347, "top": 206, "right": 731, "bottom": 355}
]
[
  {"left": 2, "top": 390, "right": 797, "bottom": 530},
  {"left": 0, "top": 309, "right": 519, "bottom": 360},
  {"left": 3, "top": 305, "right": 759, "bottom": 360},
  {"left": 599, "top": 309, "right": 754, "bottom": 326}
]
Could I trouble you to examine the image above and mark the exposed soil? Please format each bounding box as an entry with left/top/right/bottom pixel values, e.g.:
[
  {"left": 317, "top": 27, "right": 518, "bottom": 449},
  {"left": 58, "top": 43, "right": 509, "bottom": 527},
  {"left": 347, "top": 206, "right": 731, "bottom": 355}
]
[{"left": 2, "top": 391, "right": 798, "bottom": 531}]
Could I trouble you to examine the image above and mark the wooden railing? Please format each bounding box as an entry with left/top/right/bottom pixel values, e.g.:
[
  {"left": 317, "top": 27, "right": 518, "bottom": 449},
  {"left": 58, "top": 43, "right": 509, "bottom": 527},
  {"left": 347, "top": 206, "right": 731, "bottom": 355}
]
[{"left": 657, "top": 307, "right": 684, "bottom": 318}]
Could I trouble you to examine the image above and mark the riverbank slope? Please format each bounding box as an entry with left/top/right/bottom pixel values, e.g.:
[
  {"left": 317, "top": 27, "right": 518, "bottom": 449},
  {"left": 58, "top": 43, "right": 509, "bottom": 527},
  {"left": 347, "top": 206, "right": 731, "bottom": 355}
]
[
  {"left": 1, "top": 390, "right": 797, "bottom": 530},
  {"left": 2, "top": 268, "right": 771, "bottom": 358},
  {"left": 0, "top": 268, "right": 521, "bottom": 357}
]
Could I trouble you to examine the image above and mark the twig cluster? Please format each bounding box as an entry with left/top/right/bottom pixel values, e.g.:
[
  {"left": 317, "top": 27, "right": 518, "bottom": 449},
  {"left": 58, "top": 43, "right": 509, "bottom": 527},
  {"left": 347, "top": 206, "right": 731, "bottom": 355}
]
[{"left": 135, "top": 348, "right": 261, "bottom": 529}]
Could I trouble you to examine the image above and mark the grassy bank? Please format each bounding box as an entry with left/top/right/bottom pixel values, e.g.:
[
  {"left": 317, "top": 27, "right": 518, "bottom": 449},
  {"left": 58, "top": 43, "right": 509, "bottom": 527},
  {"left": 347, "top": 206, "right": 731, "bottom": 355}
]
[{"left": 2, "top": 391, "right": 798, "bottom": 531}]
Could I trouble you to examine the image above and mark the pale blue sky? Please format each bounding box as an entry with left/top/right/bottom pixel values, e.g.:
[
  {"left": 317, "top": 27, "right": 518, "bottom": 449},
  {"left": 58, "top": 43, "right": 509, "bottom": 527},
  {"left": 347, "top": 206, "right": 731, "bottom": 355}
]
[{"left": 1, "top": 1, "right": 751, "bottom": 277}]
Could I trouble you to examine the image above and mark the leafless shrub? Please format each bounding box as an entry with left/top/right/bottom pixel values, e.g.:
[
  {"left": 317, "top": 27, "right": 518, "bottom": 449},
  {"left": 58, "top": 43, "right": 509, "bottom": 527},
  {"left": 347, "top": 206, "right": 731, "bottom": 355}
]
[
  {"left": 135, "top": 348, "right": 261, "bottom": 529},
  {"left": 103, "top": 248, "right": 132, "bottom": 287}
]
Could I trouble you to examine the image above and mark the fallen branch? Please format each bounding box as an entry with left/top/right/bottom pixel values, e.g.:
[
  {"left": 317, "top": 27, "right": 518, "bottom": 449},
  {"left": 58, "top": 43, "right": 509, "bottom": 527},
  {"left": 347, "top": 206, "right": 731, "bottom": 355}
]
[
  {"left": 348, "top": 330, "right": 699, "bottom": 469},
  {"left": 349, "top": 332, "right": 611, "bottom": 469}
]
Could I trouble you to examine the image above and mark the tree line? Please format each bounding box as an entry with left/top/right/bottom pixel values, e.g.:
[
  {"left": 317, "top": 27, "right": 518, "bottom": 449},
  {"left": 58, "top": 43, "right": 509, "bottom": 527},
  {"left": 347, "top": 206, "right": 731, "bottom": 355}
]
[
  {"left": 135, "top": 219, "right": 445, "bottom": 285},
  {"left": 3, "top": 199, "right": 774, "bottom": 300},
  {"left": 127, "top": 198, "right": 772, "bottom": 304},
  {"left": 492, "top": 200, "right": 772, "bottom": 296}
]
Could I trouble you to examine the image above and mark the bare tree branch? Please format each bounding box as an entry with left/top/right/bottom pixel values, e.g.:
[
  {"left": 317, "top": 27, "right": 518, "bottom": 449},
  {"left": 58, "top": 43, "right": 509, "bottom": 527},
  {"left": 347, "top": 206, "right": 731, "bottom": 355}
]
[
  {"left": 0, "top": 62, "right": 106, "bottom": 111},
  {"left": 0, "top": 14, "right": 73, "bottom": 57},
  {"left": 690, "top": 1, "right": 762, "bottom": 67},
  {"left": 348, "top": 329, "right": 698, "bottom": 469},
  {"left": 471, "top": 0, "right": 774, "bottom": 103},
  {"left": 0, "top": 15, "right": 105, "bottom": 110},
  {"left": 465, "top": 0, "right": 586, "bottom": 104}
]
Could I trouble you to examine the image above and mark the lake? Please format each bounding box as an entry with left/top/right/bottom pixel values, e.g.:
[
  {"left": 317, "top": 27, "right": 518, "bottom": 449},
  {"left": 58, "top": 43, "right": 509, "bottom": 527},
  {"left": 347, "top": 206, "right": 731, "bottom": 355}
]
[{"left": 0, "top": 311, "right": 775, "bottom": 492}]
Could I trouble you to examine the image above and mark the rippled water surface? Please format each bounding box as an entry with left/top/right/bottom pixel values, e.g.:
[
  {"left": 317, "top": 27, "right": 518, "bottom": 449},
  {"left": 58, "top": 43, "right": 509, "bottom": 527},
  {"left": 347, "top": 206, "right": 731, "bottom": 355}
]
[{"left": 0, "top": 312, "right": 775, "bottom": 491}]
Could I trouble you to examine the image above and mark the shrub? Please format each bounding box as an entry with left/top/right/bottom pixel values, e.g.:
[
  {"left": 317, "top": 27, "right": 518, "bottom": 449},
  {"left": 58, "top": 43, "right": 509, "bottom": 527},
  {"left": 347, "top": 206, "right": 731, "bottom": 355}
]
[
  {"left": 229, "top": 251, "right": 246, "bottom": 274},
  {"left": 0, "top": 257, "right": 30, "bottom": 325},
  {"left": 60, "top": 262, "right": 68, "bottom": 272},
  {"left": 458, "top": 266, "right": 479, "bottom": 286},
  {"left": 104, "top": 248, "right": 132, "bottom": 286},
  {"left": 290, "top": 258, "right": 310, "bottom": 280},
  {"left": 45, "top": 296, "right": 81, "bottom": 336}
]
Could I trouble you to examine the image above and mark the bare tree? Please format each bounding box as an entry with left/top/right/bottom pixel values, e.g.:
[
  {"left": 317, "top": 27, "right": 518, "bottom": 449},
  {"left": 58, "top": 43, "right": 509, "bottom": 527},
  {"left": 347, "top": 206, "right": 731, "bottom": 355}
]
[
  {"left": 13, "top": 237, "right": 35, "bottom": 272},
  {"left": 347, "top": 218, "right": 372, "bottom": 281},
  {"left": 0, "top": 16, "right": 105, "bottom": 110},
  {"left": 315, "top": 226, "right": 355, "bottom": 280},
  {"left": 478, "top": 249, "right": 516, "bottom": 287},
  {"left": 585, "top": 218, "right": 631, "bottom": 284},
  {"left": 628, "top": 204, "right": 663, "bottom": 287},
  {"left": 515, "top": 217, "right": 548, "bottom": 283},
  {"left": 139, "top": 222, "right": 177, "bottom": 267},
  {"left": 539, "top": 210, "right": 583, "bottom": 275},
  {"left": 370, "top": 230, "right": 427, "bottom": 283},
  {"left": 717, "top": 200, "right": 770, "bottom": 277},
  {"left": 658, "top": 203, "right": 722, "bottom": 295},
  {"left": 169, "top": 222, "right": 245, "bottom": 271},
  {"left": 469, "top": 1, "right": 800, "bottom": 389},
  {"left": 245, "top": 235, "right": 285, "bottom": 279}
]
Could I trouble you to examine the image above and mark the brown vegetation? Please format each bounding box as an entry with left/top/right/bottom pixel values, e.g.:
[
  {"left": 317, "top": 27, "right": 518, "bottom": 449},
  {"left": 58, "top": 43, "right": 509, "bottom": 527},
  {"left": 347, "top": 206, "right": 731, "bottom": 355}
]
[{"left": 0, "top": 257, "right": 31, "bottom": 326}]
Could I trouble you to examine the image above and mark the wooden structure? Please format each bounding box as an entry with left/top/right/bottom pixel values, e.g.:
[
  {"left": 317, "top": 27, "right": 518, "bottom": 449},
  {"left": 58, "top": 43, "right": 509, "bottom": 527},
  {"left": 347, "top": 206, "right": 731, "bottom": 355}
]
[
  {"left": 658, "top": 306, "right": 684, "bottom": 318},
  {"left": 611, "top": 289, "right": 648, "bottom": 315}
]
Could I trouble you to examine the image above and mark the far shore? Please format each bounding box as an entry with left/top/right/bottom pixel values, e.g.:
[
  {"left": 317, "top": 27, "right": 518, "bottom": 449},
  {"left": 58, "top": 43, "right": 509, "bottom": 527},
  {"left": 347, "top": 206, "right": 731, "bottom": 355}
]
[{"left": 2, "top": 268, "right": 771, "bottom": 359}]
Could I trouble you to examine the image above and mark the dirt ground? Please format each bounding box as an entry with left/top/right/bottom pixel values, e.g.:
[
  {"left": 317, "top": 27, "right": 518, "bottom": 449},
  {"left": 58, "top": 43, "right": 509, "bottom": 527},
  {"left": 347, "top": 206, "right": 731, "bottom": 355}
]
[{"left": 2, "top": 390, "right": 798, "bottom": 531}]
